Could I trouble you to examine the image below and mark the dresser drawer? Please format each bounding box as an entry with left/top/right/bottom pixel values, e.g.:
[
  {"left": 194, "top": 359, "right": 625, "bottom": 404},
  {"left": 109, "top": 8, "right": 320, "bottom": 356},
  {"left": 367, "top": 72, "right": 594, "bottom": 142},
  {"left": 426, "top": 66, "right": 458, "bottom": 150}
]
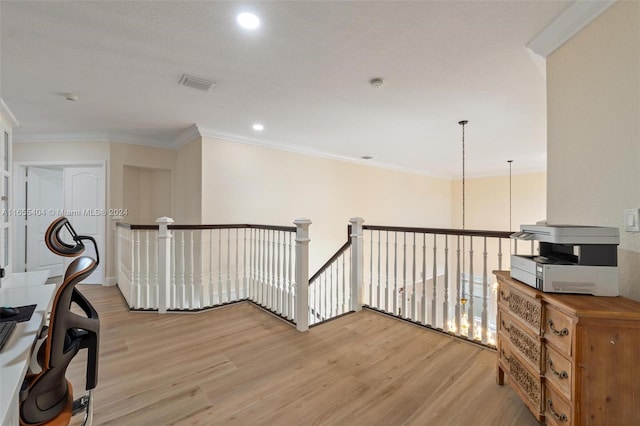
[
  {"left": 545, "top": 384, "right": 572, "bottom": 426},
  {"left": 508, "top": 352, "right": 544, "bottom": 417},
  {"left": 544, "top": 305, "right": 574, "bottom": 357},
  {"left": 497, "top": 334, "right": 512, "bottom": 371},
  {"left": 508, "top": 287, "right": 543, "bottom": 335},
  {"left": 503, "top": 313, "right": 543, "bottom": 373},
  {"left": 545, "top": 344, "right": 572, "bottom": 401},
  {"left": 498, "top": 308, "right": 510, "bottom": 335},
  {"left": 497, "top": 278, "right": 510, "bottom": 307}
]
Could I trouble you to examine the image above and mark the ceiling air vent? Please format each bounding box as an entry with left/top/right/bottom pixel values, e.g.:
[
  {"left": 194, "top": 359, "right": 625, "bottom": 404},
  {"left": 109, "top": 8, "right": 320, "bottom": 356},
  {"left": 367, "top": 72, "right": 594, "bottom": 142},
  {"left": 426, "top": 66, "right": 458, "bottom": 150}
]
[{"left": 179, "top": 74, "right": 216, "bottom": 91}]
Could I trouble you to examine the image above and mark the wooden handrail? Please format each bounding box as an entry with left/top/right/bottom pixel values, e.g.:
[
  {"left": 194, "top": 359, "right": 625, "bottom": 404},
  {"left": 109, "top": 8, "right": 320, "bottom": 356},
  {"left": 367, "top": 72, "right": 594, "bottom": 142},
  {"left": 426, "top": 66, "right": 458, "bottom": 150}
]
[
  {"left": 116, "top": 222, "right": 296, "bottom": 232},
  {"left": 309, "top": 225, "right": 353, "bottom": 283},
  {"left": 363, "top": 224, "right": 512, "bottom": 239},
  {"left": 309, "top": 240, "right": 351, "bottom": 283}
]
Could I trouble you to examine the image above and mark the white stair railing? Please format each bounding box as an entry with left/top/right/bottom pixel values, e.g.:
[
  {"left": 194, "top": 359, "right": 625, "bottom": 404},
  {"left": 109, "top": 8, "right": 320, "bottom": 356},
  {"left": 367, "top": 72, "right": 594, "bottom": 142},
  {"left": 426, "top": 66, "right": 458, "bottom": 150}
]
[
  {"left": 360, "top": 224, "right": 534, "bottom": 346},
  {"left": 115, "top": 218, "right": 308, "bottom": 330},
  {"left": 115, "top": 216, "right": 532, "bottom": 343}
]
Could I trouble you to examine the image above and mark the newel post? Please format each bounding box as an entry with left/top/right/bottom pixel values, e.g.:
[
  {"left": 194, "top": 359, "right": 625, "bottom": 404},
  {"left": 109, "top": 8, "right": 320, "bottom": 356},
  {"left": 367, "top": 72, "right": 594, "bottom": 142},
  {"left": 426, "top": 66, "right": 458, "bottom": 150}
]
[
  {"left": 294, "top": 218, "right": 311, "bottom": 332},
  {"left": 111, "top": 216, "right": 123, "bottom": 287},
  {"left": 156, "top": 217, "right": 174, "bottom": 314},
  {"left": 350, "top": 217, "right": 364, "bottom": 312}
]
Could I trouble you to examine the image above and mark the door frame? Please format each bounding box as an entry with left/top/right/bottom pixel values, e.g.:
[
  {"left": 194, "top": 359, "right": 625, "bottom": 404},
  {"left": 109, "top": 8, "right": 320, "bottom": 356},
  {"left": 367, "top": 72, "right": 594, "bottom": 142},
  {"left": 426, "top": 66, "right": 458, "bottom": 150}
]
[{"left": 13, "top": 160, "right": 107, "bottom": 279}]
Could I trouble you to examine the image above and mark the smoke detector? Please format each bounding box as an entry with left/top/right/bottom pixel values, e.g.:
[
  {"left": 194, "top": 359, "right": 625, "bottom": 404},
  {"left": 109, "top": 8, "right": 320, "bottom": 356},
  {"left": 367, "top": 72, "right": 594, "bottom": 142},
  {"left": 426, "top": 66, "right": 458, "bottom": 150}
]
[
  {"left": 369, "top": 78, "right": 384, "bottom": 88},
  {"left": 179, "top": 74, "right": 216, "bottom": 91}
]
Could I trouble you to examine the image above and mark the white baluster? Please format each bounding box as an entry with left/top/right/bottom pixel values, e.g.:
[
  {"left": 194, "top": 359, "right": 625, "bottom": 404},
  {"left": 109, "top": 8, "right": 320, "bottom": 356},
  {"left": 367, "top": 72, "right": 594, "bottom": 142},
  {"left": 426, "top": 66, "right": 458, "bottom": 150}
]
[
  {"left": 261, "top": 228, "right": 266, "bottom": 306},
  {"left": 422, "top": 234, "right": 426, "bottom": 324},
  {"left": 170, "top": 230, "right": 176, "bottom": 308},
  {"left": 455, "top": 235, "right": 461, "bottom": 335},
  {"left": 276, "top": 231, "right": 284, "bottom": 315},
  {"left": 209, "top": 229, "right": 214, "bottom": 306},
  {"left": 341, "top": 250, "right": 346, "bottom": 314},
  {"left": 402, "top": 232, "right": 407, "bottom": 318},
  {"left": 377, "top": 230, "right": 381, "bottom": 310},
  {"left": 443, "top": 236, "right": 449, "bottom": 331},
  {"left": 250, "top": 228, "right": 256, "bottom": 301},
  {"left": 432, "top": 234, "right": 437, "bottom": 327},
  {"left": 369, "top": 231, "right": 373, "bottom": 306},
  {"left": 144, "top": 231, "right": 150, "bottom": 308},
  {"left": 227, "top": 229, "right": 231, "bottom": 303},
  {"left": 243, "top": 228, "right": 247, "bottom": 299},
  {"left": 218, "top": 229, "right": 223, "bottom": 304},
  {"left": 129, "top": 228, "right": 136, "bottom": 308},
  {"left": 482, "top": 237, "right": 488, "bottom": 344},
  {"left": 235, "top": 228, "right": 239, "bottom": 302},
  {"left": 271, "top": 230, "right": 276, "bottom": 310},
  {"left": 134, "top": 230, "right": 141, "bottom": 308},
  {"left": 179, "top": 230, "right": 186, "bottom": 309},
  {"left": 156, "top": 217, "right": 174, "bottom": 313},
  {"left": 188, "top": 230, "right": 195, "bottom": 309},
  {"left": 411, "top": 233, "right": 416, "bottom": 321},
  {"left": 385, "top": 231, "right": 389, "bottom": 312},
  {"left": 468, "top": 237, "right": 475, "bottom": 340},
  {"left": 393, "top": 232, "right": 398, "bottom": 315}
]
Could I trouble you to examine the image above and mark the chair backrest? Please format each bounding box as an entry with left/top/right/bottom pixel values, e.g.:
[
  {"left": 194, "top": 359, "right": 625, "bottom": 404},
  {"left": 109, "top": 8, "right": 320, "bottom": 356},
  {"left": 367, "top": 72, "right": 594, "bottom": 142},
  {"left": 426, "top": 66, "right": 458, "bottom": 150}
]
[
  {"left": 44, "top": 216, "right": 85, "bottom": 257},
  {"left": 20, "top": 217, "right": 100, "bottom": 425}
]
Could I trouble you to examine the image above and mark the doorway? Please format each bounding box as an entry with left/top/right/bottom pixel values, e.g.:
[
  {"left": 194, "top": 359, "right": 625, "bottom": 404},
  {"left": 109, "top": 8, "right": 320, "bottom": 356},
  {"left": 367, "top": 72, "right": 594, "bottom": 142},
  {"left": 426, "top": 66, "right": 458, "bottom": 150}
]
[{"left": 14, "top": 162, "right": 106, "bottom": 284}]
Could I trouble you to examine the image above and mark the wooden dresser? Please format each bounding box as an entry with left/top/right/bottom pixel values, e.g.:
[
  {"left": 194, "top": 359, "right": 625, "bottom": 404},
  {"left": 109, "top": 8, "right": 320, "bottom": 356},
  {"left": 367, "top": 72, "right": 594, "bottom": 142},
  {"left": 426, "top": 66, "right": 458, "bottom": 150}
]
[{"left": 494, "top": 271, "right": 640, "bottom": 425}]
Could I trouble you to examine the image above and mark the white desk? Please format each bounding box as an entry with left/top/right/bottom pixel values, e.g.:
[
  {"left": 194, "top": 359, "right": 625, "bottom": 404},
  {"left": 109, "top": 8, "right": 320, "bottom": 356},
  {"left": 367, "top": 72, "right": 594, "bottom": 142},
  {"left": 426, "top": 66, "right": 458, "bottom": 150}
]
[
  {"left": 0, "top": 273, "right": 54, "bottom": 426},
  {"left": 1, "top": 271, "right": 50, "bottom": 289}
]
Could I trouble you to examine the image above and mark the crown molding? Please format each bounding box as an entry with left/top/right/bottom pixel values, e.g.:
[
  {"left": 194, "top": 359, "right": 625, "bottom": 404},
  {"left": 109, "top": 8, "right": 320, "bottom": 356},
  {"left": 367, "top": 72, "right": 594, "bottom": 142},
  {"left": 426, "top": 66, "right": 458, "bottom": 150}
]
[
  {"left": 169, "top": 124, "right": 202, "bottom": 149},
  {"left": 195, "top": 126, "right": 453, "bottom": 179},
  {"left": 0, "top": 98, "right": 21, "bottom": 128},
  {"left": 527, "top": 0, "right": 617, "bottom": 58},
  {"left": 10, "top": 124, "right": 547, "bottom": 179},
  {"left": 12, "top": 131, "right": 111, "bottom": 144},
  {"left": 12, "top": 130, "right": 176, "bottom": 149}
]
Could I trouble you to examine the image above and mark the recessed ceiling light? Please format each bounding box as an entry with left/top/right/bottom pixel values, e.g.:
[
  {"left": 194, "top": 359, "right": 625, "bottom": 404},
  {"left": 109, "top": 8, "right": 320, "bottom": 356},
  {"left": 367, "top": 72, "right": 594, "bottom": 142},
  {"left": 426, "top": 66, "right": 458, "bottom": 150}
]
[
  {"left": 252, "top": 123, "right": 264, "bottom": 131},
  {"left": 237, "top": 12, "right": 260, "bottom": 30},
  {"left": 361, "top": 155, "right": 373, "bottom": 160},
  {"left": 64, "top": 93, "right": 79, "bottom": 101}
]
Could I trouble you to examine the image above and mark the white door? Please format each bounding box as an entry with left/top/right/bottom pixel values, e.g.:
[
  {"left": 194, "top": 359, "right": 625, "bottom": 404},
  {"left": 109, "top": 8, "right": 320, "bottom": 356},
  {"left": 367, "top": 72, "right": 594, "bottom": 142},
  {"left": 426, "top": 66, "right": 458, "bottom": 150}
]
[
  {"left": 64, "top": 166, "right": 105, "bottom": 284},
  {"left": 26, "top": 167, "right": 64, "bottom": 277}
]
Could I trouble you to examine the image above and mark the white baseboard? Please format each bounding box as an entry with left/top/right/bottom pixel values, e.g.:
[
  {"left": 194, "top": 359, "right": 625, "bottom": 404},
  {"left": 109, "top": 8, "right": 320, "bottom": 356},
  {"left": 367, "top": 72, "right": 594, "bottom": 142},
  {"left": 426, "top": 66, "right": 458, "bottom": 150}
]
[{"left": 104, "top": 276, "right": 116, "bottom": 286}]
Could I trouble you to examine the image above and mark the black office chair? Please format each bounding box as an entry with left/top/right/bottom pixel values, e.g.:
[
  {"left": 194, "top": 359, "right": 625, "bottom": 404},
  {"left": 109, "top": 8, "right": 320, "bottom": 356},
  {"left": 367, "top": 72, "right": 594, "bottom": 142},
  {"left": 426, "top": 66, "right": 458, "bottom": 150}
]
[{"left": 20, "top": 217, "right": 100, "bottom": 426}]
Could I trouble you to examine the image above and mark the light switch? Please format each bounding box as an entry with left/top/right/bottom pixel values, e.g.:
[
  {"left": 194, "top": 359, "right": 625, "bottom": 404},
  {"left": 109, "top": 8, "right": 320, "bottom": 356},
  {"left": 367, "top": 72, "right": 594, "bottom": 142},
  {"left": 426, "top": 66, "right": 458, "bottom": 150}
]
[{"left": 624, "top": 209, "right": 640, "bottom": 232}]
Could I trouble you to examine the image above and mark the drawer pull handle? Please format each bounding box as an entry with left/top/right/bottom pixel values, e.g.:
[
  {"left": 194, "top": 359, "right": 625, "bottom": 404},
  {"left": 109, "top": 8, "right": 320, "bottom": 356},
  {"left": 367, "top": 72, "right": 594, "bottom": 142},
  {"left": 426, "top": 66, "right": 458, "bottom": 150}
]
[
  {"left": 500, "top": 319, "right": 511, "bottom": 333},
  {"left": 500, "top": 290, "right": 510, "bottom": 302},
  {"left": 500, "top": 349, "right": 511, "bottom": 362},
  {"left": 547, "top": 319, "right": 569, "bottom": 337},
  {"left": 547, "top": 358, "right": 568, "bottom": 380},
  {"left": 547, "top": 399, "right": 568, "bottom": 422}
]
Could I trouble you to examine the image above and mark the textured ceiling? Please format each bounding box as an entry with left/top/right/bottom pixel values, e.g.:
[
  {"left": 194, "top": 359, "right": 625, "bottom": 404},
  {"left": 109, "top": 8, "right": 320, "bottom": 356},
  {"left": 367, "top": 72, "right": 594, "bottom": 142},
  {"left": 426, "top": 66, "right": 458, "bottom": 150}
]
[{"left": 1, "top": 1, "right": 570, "bottom": 177}]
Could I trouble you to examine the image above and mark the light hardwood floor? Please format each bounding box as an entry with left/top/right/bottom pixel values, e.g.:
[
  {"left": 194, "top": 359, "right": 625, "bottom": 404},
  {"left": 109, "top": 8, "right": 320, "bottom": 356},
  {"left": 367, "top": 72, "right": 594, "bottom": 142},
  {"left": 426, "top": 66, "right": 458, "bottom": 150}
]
[{"left": 67, "top": 285, "right": 538, "bottom": 426}]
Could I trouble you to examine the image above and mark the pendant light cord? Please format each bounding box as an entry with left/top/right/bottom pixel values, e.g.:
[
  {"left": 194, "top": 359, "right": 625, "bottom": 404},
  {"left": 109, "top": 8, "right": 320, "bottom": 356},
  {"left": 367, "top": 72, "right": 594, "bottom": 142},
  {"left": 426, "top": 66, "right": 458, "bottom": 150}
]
[
  {"left": 508, "top": 160, "right": 512, "bottom": 231},
  {"left": 458, "top": 120, "right": 468, "bottom": 305}
]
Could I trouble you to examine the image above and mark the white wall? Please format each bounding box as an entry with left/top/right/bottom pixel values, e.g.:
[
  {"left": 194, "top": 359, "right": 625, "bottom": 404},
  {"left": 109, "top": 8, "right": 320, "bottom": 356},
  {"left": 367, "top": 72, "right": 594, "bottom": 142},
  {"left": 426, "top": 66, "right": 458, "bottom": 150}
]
[
  {"left": 13, "top": 136, "right": 548, "bottom": 287},
  {"left": 122, "top": 165, "right": 172, "bottom": 223},
  {"left": 174, "top": 138, "right": 202, "bottom": 224},
  {"left": 546, "top": 1, "right": 640, "bottom": 300},
  {"left": 451, "top": 172, "right": 547, "bottom": 232},
  {"left": 200, "top": 137, "right": 452, "bottom": 273}
]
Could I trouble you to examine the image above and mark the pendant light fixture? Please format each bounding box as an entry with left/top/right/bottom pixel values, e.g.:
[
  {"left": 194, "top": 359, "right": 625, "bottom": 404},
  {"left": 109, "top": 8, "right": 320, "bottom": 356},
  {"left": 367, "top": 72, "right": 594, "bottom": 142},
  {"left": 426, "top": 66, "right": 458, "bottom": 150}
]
[{"left": 459, "top": 120, "right": 468, "bottom": 307}]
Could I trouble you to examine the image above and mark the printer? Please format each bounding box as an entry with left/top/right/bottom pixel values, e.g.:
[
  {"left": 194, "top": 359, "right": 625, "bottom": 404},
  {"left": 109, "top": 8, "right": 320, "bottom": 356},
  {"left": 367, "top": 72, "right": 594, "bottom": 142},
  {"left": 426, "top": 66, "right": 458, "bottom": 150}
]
[{"left": 510, "top": 224, "right": 619, "bottom": 296}]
